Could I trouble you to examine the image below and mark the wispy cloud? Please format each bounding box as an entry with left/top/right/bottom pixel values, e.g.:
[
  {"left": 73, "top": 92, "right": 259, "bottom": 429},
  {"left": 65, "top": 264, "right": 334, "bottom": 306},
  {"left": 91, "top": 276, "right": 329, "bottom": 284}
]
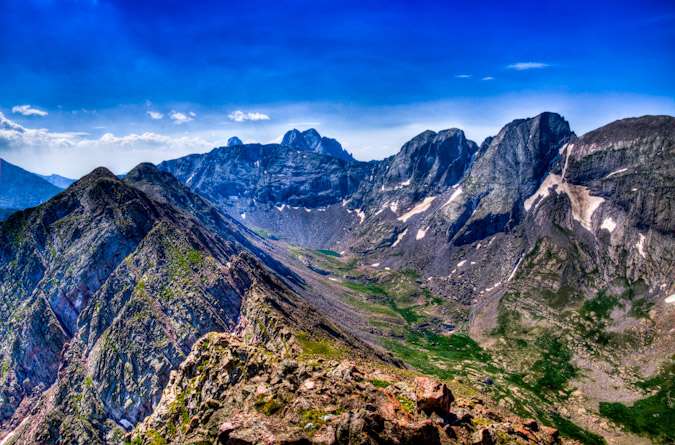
[
  {"left": 169, "top": 111, "right": 193, "bottom": 124},
  {"left": 455, "top": 74, "right": 472, "bottom": 78},
  {"left": 228, "top": 110, "right": 270, "bottom": 122},
  {"left": 12, "top": 105, "right": 48, "bottom": 116},
  {"left": 507, "top": 62, "right": 549, "bottom": 70},
  {"left": 481, "top": 76, "right": 495, "bottom": 81},
  {"left": 146, "top": 111, "right": 164, "bottom": 120}
]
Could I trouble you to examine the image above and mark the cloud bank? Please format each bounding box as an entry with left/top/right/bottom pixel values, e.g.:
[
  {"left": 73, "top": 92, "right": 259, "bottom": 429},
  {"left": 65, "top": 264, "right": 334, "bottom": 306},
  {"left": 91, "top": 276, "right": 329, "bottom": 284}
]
[{"left": 0, "top": 111, "right": 213, "bottom": 177}]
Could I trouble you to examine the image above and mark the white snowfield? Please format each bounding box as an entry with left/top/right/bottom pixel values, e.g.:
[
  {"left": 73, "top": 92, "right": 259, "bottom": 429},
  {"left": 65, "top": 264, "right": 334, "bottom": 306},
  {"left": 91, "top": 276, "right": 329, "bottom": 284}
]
[
  {"left": 525, "top": 145, "right": 606, "bottom": 231},
  {"left": 397, "top": 196, "right": 436, "bottom": 223}
]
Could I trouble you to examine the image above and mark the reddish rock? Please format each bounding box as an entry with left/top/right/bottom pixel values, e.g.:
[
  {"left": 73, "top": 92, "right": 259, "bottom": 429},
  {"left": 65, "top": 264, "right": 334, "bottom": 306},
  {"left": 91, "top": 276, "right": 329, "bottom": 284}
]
[
  {"left": 414, "top": 376, "right": 454, "bottom": 416},
  {"left": 515, "top": 426, "right": 538, "bottom": 442},
  {"left": 541, "top": 426, "right": 560, "bottom": 441},
  {"left": 523, "top": 419, "right": 539, "bottom": 431},
  {"left": 373, "top": 389, "right": 403, "bottom": 420}
]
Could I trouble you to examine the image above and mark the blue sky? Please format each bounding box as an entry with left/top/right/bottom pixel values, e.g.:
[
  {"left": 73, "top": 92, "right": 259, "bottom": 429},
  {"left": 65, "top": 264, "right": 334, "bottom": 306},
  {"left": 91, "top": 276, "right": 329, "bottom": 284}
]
[{"left": 0, "top": 0, "right": 673, "bottom": 177}]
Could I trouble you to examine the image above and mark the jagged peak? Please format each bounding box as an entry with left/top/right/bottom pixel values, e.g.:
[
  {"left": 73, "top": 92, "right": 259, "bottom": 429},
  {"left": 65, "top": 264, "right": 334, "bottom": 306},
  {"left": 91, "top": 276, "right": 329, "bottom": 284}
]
[
  {"left": 227, "top": 136, "right": 243, "bottom": 147},
  {"left": 281, "top": 128, "right": 355, "bottom": 162}
]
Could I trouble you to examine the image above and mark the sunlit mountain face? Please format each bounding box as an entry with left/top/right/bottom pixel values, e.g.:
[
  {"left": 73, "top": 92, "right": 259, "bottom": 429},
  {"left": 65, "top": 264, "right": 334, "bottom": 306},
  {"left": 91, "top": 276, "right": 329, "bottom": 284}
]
[{"left": 0, "top": 1, "right": 673, "bottom": 444}]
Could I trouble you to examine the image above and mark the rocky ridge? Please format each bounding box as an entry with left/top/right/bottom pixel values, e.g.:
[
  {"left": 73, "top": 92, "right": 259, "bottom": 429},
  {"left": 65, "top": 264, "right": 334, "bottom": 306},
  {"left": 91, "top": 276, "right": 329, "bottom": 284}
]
[{"left": 282, "top": 128, "right": 356, "bottom": 162}]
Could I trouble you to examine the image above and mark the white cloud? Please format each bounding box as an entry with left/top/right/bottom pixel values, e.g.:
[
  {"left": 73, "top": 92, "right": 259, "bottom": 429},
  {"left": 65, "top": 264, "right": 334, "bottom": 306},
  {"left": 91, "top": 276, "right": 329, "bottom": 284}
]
[
  {"left": 507, "top": 62, "right": 549, "bottom": 70},
  {"left": 12, "top": 105, "right": 48, "bottom": 116},
  {"left": 169, "top": 111, "right": 194, "bottom": 124},
  {"left": 189, "top": 111, "right": 196, "bottom": 117},
  {"left": 455, "top": 74, "right": 472, "bottom": 78},
  {"left": 228, "top": 110, "right": 270, "bottom": 122},
  {"left": 482, "top": 77, "right": 495, "bottom": 81},
  {"left": 0, "top": 111, "right": 213, "bottom": 177},
  {"left": 146, "top": 111, "right": 164, "bottom": 120}
]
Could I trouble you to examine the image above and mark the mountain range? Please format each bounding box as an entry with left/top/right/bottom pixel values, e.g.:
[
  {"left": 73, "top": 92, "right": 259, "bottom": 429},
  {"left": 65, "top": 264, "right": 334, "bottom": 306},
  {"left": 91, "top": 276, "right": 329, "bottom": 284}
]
[{"left": 1, "top": 113, "right": 673, "bottom": 444}]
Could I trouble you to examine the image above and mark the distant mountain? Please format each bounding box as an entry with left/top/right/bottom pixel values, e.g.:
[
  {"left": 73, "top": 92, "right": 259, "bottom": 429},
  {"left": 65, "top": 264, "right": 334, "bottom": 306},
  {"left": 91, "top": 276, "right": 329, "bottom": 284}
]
[
  {"left": 37, "top": 173, "right": 76, "bottom": 189},
  {"left": 0, "top": 158, "right": 63, "bottom": 221},
  {"left": 282, "top": 128, "right": 356, "bottom": 162},
  {"left": 227, "top": 136, "right": 243, "bottom": 147}
]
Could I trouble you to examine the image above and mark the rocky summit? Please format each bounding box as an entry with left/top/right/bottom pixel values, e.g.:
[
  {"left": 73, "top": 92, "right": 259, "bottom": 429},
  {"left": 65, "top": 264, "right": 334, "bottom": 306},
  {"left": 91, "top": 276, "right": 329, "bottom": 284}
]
[
  {"left": 1, "top": 113, "right": 674, "bottom": 445},
  {"left": 282, "top": 128, "right": 357, "bottom": 163}
]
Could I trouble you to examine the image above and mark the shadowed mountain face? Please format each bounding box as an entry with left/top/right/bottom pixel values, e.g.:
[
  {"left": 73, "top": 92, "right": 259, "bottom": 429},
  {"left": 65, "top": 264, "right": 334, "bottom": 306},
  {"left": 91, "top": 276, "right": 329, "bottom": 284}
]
[
  {"left": 282, "top": 128, "right": 356, "bottom": 162},
  {"left": 0, "top": 158, "right": 64, "bottom": 221}
]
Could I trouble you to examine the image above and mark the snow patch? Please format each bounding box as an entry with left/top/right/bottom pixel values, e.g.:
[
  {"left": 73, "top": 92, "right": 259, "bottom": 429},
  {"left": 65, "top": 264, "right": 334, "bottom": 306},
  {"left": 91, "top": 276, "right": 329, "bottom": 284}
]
[
  {"left": 457, "top": 260, "right": 466, "bottom": 268},
  {"left": 600, "top": 217, "right": 616, "bottom": 233},
  {"left": 476, "top": 242, "right": 482, "bottom": 250},
  {"left": 508, "top": 256, "right": 524, "bottom": 282},
  {"left": 401, "top": 178, "right": 412, "bottom": 186},
  {"left": 665, "top": 295, "right": 675, "bottom": 304},
  {"left": 524, "top": 174, "right": 564, "bottom": 211},
  {"left": 397, "top": 196, "right": 436, "bottom": 223},
  {"left": 416, "top": 228, "right": 427, "bottom": 240},
  {"left": 636, "top": 233, "right": 646, "bottom": 258},
  {"left": 371, "top": 263, "right": 380, "bottom": 267},
  {"left": 389, "top": 201, "right": 399, "bottom": 214},
  {"left": 275, "top": 204, "right": 286, "bottom": 211},
  {"left": 606, "top": 168, "right": 627, "bottom": 178},
  {"left": 240, "top": 213, "right": 246, "bottom": 220},
  {"left": 525, "top": 173, "right": 605, "bottom": 231},
  {"left": 385, "top": 267, "right": 391, "bottom": 270},
  {"left": 392, "top": 229, "right": 408, "bottom": 247},
  {"left": 305, "top": 208, "right": 311, "bottom": 213},
  {"left": 329, "top": 277, "right": 339, "bottom": 282},
  {"left": 443, "top": 187, "right": 463, "bottom": 207},
  {"left": 186, "top": 171, "right": 197, "bottom": 185},
  {"left": 356, "top": 210, "right": 365, "bottom": 224}
]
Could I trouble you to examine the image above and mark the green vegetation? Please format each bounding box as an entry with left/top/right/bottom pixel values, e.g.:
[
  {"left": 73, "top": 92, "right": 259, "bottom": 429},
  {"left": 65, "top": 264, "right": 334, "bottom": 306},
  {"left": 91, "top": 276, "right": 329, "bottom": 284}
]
[
  {"left": 370, "top": 379, "right": 390, "bottom": 389},
  {"left": 550, "top": 414, "right": 606, "bottom": 445},
  {"left": 254, "top": 228, "right": 279, "bottom": 240},
  {"left": 532, "top": 334, "right": 576, "bottom": 392},
  {"left": 297, "top": 332, "right": 340, "bottom": 357},
  {"left": 579, "top": 291, "right": 621, "bottom": 320},
  {"left": 396, "top": 394, "right": 415, "bottom": 412},
  {"left": 382, "top": 331, "right": 492, "bottom": 380},
  {"left": 599, "top": 359, "right": 675, "bottom": 442}
]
